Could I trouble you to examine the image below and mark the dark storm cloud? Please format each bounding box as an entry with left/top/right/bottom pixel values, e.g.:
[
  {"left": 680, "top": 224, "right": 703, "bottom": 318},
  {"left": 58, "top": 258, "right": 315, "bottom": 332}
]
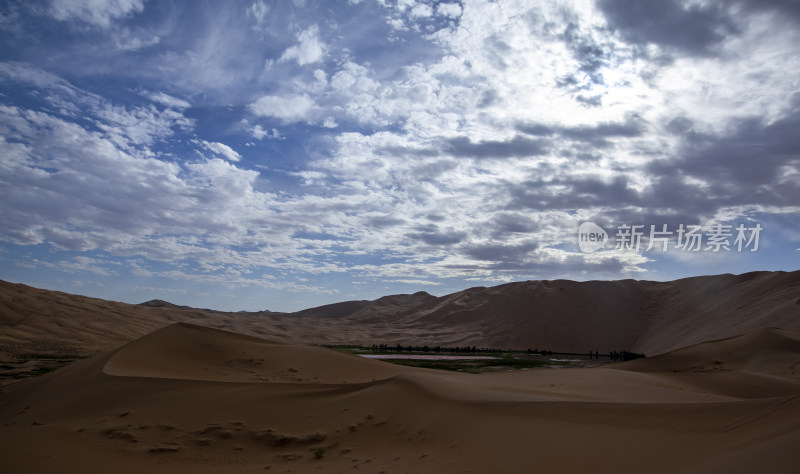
[
  {"left": 445, "top": 135, "right": 548, "bottom": 159},
  {"left": 591, "top": 208, "right": 707, "bottom": 234},
  {"left": 597, "top": 0, "right": 740, "bottom": 56},
  {"left": 410, "top": 159, "right": 459, "bottom": 179},
  {"left": 560, "top": 119, "right": 644, "bottom": 142},
  {"left": 366, "top": 216, "right": 406, "bottom": 229},
  {"left": 376, "top": 145, "right": 440, "bottom": 158},
  {"left": 443, "top": 251, "right": 632, "bottom": 274},
  {"left": 515, "top": 123, "right": 554, "bottom": 136},
  {"left": 502, "top": 102, "right": 800, "bottom": 230},
  {"left": 576, "top": 94, "right": 604, "bottom": 107},
  {"left": 407, "top": 224, "right": 466, "bottom": 246},
  {"left": 738, "top": 0, "right": 800, "bottom": 23},
  {"left": 572, "top": 104, "right": 800, "bottom": 227},
  {"left": 463, "top": 240, "right": 540, "bottom": 262},
  {"left": 639, "top": 174, "right": 718, "bottom": 218},
  {"left": 505, "top": 175, "right": 640, "bottom": 212},
  {"left": 505, "top": 107, "right": 799, "bottom": 223},
  {"left": 489, "top": 213, "right": 542, "bottom": 235},
  {"left": 484, "top": 33, "right": 513, "bottom": 70},
  {"left": 478, "top": 88, "right": 500, "bottom": 108},
  {"left": 665, "top": 116, "right": 695, "bottom": 135},
  {"left": 649, "top": 106, "right": 800, "bottom": 209},
  {"left": 515, "top": 117, "right": 645, "bottom": 148},
  {"left": 560, "top": 21, "right": 616, "bottom": 88}
]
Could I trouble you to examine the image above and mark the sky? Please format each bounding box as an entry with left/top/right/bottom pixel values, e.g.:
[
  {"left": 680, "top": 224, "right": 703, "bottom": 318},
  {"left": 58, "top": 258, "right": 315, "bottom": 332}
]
[{"left": 1, "top": 0, "right": 798, "bottom": 312}]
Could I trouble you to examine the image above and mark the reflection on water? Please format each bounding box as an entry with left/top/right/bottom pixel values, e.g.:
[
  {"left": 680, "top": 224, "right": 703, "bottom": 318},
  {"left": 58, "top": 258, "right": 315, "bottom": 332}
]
[{"left": 358, "top": 354, "right": 499, "bottom": 360}]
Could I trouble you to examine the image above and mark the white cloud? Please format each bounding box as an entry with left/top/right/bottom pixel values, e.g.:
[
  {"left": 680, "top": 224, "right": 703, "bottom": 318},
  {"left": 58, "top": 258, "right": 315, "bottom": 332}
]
[
  {"left": 0, "top": 7, "right": 21, "bottom": 34},
  {"left": 1, "top": 87, "right": 365, "bottom": 278},
  {"left": 95, "top": 103, "right": 195, "bottom": 148},
  {"left": 251, "top": 124, "right": 282, "bottom": 140},
  {"left": 3, "top": 105, "right": 260, "bottom": 254},
  {"left": 0, "top": 105, "right": 187, "bottom": 247},
  {"left": 437, "top": 3, "right": 462, "bottom": 18},
  {"left": 313, "top": 69, "right": 327, "bottom": 85},
  {"left": 252, "top": 126, "right": 268, "bottom": 139},
  {"left": 0, "top": 62, "right": 195, "bottom": 150},
  {"left": 144, "top": 91, "right": 191, "bottom": 109},
  {"left": 133, "top": 285, "right": 188, "bottom": 295},
  {"left": 390, "top": 279, "right": 441, "bottom": 285},
  {"left": 410, "top": 3, "right": 433, "bottom": 18},
  {"left": 330, "top": 61, "right": 379, "bottom": 94},
  {"left": 248, "top": 0, "right": 270, "bottom": 25},
  {"left": 4, "top": 1, "right": 800, "bottom": 295},
  {"left": 199, "top": 140, "right": 242, "bottom": 162},
  {"left": 26, "top": 256, "right": 119, "bottom": 276},
  {"left": 0, "top": 61, "right": 84, "bottom": 101},
  {"left": 397, "top": 0, "right": 416, "bottom": 11},
  {"left": 386, "top": 18, "right": 406, "bottom": 31},
  {"left": 289, "top": 170, "right": 328, "bottom": 186},
  {"left": 249, "top": 94, "right": 316, "bottom": 123},
  {"left": 279, "top": 25, "right": 326, "bottom": 66},
  {"left": 113, "top": 28, "right": 160, "bottom": 51},
  {"left": 49, "top": 0, "right": 145, "bottom": 28}
]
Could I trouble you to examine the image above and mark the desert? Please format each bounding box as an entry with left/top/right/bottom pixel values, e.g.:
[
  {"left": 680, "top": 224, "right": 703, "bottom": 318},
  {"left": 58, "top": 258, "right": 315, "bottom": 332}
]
[
  {"left": 2, "top": 271, "right": 800, "bottom": 473},
  {"left": 4, "top": 1, "right": 800, "bottom": 472}
]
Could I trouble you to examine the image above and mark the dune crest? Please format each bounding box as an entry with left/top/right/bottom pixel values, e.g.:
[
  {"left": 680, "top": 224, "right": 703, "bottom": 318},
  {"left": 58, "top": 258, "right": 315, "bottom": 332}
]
[
  {"left": 2, "top": 322, "right": 800, "bottom": 473},
  {"left": 103, "top": 322, "right": 421, "bottom": 384},
  {"left": 2, "top": 271, "right": 799, "bottom": 365},
  {"left": 619, "top": 327, "right": 800, "bottom": 374}
]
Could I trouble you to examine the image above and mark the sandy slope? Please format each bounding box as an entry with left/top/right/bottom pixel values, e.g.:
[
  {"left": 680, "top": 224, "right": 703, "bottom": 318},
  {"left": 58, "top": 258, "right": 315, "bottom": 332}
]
[
  {"left": 1, "top": 323, "right": 799, "bottom": 474},
  {"left": 2, "top": 271, "right": 799, "bottom": 366},
  {"left": 103, "top": 323, "right": 422, "bottom": 384}
]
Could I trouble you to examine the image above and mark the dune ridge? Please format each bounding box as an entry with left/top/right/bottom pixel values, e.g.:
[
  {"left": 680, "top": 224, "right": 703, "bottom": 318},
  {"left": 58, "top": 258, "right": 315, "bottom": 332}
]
[
  {"left": 2, "top": 270, "right": 799, "bottom": 365},
  {"left": 1, "top": 322, "right": 799, "bottom": 473},
  {"left": 102, "top": 322, "right": 422, "bottom": 384}
]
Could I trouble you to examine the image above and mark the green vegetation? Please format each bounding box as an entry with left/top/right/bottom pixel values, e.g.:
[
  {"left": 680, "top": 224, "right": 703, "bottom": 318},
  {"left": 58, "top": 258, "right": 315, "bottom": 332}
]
[
  {"left": 29, "top": 366, "right": 58, "bottom": 376},
  {"left": 0, "top": 357, "right": 80, "bottom": 382},
  {"left": 313, "top": 447, "right": 325, "bottom": 459},
  {"left": 327, "top": 344, "right": 645, "bottom": 361},
  {"left": 18, "top": 353, "right": 87, "bottom": 360},
  {"left": 328, "top": 343, "right": 647, "bottom": 373},
  {"left": 376, "top": 354, "right": 567, "bottom": 374}
]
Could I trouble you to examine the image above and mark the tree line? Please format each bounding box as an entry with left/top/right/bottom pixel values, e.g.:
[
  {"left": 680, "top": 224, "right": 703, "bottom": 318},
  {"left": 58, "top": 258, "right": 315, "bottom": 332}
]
[{"left": 328, "top": 343, "right": 645, "bottom": 360}]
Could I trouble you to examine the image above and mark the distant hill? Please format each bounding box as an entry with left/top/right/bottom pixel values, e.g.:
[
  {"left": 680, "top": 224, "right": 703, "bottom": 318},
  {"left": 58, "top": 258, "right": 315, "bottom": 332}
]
[
  {"left": 139, "top": 299, "right": 184, "bottom": 308},
  {"left": 1, "top": 270, "right": 799, "bottom": 362}
]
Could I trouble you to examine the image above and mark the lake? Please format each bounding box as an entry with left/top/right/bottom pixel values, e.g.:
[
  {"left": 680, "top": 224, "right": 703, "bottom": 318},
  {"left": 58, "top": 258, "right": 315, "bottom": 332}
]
[{"left": 358, "top": 354, "right": 499, "bottom": 360}]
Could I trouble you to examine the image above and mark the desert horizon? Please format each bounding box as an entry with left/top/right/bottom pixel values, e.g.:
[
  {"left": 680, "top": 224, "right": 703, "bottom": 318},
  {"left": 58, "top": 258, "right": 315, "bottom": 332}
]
[
  {"left": 3, "top": 1, "right": 800, "bottom": 472},
  {"left": 3, "top": 269, "right": 799, "bottom": 362},
  {"left": 2, "top": 270, "right": 800, "bottom": 473}
]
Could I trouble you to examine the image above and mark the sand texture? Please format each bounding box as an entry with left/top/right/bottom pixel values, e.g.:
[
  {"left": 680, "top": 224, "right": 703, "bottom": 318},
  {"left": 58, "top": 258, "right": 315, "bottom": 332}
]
[
  {"left": 2, "top": 270, "right": 799, "bottom": 362},
  {"left": 0, "top": 321, "right": 799, "bottom": 473},
  {"left": 2, "top": 271, "right": 800, "bottom": 472}
]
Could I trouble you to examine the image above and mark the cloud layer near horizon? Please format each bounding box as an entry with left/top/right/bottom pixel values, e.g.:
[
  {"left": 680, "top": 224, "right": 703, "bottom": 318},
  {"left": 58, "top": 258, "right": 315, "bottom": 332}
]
[{"left": 1, "top": 0, "right": 798, "bottom": 310}]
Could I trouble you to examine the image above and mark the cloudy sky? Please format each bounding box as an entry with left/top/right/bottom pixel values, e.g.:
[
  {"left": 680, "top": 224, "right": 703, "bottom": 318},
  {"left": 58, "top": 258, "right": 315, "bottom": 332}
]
[{"left": 1, "top": 0, "right": 798, "bottom": 311}]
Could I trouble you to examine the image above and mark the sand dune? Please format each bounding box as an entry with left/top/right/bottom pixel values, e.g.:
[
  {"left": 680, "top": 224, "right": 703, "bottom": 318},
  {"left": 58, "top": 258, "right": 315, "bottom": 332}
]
[
  {"left": 3, "top": 271, "right": 799, "bottom": 369},
  {"left": 2, "top": 322, "right": 799, "bottom": 473},
  {"left": 612, "top": 327, "right": 800, "bottom": 399},
  {"left": 2, "top": 271, "right": 799, "bottom": 471},
  {"left": 619, "top": 327, "right": 800, "bottom": 375},
  {"left": 103, "top": 322, "right": 422, "bottom": 384}
]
